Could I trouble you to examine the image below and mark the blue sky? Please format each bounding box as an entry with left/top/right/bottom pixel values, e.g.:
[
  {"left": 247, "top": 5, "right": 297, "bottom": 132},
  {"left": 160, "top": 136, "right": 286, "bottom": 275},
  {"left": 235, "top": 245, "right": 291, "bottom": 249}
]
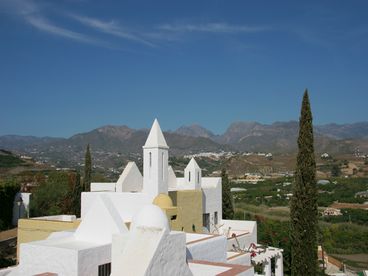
[{"left": 0, "top": 0, "right": 367, "bottom": 137}]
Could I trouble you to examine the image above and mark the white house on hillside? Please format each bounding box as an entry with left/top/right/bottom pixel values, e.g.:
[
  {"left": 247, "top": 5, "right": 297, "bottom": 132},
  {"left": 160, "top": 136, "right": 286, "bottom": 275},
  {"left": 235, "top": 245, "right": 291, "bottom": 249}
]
[{"left": 2, "top": 119, "right": 284, "bottom": 276}]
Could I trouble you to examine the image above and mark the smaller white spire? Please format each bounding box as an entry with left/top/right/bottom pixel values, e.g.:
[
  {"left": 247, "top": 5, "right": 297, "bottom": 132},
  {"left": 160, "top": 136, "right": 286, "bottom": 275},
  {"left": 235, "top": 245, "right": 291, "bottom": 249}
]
[
  {"left": 184, "top": 157, "right": 202, "bottom": 189},
  {"left": 186, "top": 157, "right": 200, "bottom": 170},
  {"left": 143, "top": 119, "right": 169, "bottom": 149}
]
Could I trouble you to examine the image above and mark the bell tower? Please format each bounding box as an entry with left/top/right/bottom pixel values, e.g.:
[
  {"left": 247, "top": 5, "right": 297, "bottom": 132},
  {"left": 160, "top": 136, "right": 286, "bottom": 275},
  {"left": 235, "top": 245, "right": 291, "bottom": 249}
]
[
  {"left": 184, "top": 157, "right": 202, "bottom": 189},
  {"left": 143, "top": 119, "right": 169, "bottom": 199}
]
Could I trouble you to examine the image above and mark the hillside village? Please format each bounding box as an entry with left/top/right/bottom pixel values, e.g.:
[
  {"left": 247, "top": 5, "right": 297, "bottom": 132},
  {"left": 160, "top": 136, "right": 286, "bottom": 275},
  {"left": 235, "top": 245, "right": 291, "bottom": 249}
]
[{"left": 0, "top": 119, "right": 368, "bottom": 275}]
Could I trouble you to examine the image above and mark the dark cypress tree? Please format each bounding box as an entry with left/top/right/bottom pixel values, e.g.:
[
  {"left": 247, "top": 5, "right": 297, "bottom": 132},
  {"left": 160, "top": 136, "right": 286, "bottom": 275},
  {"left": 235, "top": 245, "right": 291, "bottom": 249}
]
[
  {"left": 221, "top": 168, "right": 234, "bottom": 219},
  {"left": 71, "top": 171, "right": 82, "bottom": 217},
  {"left": 290, "top": 90, "right": 318, "bottom": 275},
  {"left": 84, "top": 144, "right": 92, "bottom": 192}
]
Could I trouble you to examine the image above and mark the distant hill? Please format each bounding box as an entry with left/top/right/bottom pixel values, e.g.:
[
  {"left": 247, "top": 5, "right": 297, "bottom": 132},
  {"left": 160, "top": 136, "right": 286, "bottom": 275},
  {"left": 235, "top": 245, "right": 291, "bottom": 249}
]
[
  {"left": 0, "top": 121, "right": 367, "bottom": 169},
  {"left": 66, "top": 125, "right": 225, "bottom": 155},
  {"left": 212, "top": 121, "right": 368, "bottom": 154},
  {"left": 315, "top": 122, "right": 368, "bottom": 139},
  {"left": 0, "top": 126, "right": 227, "bottom": 169},
  {"left": 0, "top": 135, "right": 64, "bottom": 149},
  {"left": 174, "top": 124, "right": 215, "bottom": 139},
  {"left": 0, "top": 149, "right": 25, "bottom": 168}
]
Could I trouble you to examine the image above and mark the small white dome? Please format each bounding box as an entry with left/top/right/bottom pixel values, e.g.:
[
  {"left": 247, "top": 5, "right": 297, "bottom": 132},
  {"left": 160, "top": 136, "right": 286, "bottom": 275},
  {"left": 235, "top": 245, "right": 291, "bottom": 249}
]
[{"left": 130, "top": 204, "right": 170, "bottom": 232}]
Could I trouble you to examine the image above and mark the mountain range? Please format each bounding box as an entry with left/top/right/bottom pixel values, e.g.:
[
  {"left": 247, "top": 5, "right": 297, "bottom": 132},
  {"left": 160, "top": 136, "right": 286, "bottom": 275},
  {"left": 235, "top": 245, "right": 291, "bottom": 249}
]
[{"left": 0, "top": 121, "right": 367, "bottom": 168}]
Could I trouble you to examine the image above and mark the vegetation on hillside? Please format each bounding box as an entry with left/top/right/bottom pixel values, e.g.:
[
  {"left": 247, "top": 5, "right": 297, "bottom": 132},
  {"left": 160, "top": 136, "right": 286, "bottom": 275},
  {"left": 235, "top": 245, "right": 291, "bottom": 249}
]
[
  {"left": 30, "top": 171, "right": 82, "bottom": 217},
  {"left": 320, "top": 209, "right": 368, "bottom": 226},
  {"left": 0, "top": 178, "right": 20, "bottom": 231},
  {"left": 222, "top": 169, "right": 234, "bottom": 219},
  {"left": 231, "top": 177, "right": 368, "bottom": 207},
  {"left": 0, "top": 150, "right": 26, "bottom": 169},
  {"left": 233, "top": 207, "right": 368, "bottom": 274}
]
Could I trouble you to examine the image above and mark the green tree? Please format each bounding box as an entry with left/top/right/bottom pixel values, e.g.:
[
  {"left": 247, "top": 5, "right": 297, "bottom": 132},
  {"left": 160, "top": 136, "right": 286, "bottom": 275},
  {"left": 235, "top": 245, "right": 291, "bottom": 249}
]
[
  {"left": 0, "top": 178, "right": 20, "bottom": 230},
  {"left": 290, "top": 90, "right": 318, "bottom": 275},
  {"left": 84, "top": 144, "right": 92, "bottom": 192},
  {"left": 331, "top": 164, "right": 341, "bottom": 177},
  {"left": 221, "top": 168, "right": 234, "bottom": 219},
  {"left": 70, "top": 171, "right": 82, "bottom": 217},
  {"left": 30, "top": 172, "right": 70, "bottom": 216}
]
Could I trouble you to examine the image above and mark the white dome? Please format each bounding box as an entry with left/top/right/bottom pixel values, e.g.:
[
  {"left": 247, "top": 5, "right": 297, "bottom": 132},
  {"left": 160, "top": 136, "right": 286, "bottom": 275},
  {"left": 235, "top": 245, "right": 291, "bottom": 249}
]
[{"left": 130, "top": 204, "right": 170, "bottom": 232}]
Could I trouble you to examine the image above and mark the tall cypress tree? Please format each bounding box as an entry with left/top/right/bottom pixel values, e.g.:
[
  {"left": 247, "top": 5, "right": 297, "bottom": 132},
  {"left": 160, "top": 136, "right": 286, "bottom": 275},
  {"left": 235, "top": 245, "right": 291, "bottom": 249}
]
[
  {"left": 84, "top": 144, "right": 92, "bottom": 192},
  {"left": 290, "top": 90, "right": 318, "bottom": 275},
  {"left": 71, "top": 171, "right": 82, "bottom": 217},
  {"left": 221, "top": 168, "right": 234, "bottom": 219}
]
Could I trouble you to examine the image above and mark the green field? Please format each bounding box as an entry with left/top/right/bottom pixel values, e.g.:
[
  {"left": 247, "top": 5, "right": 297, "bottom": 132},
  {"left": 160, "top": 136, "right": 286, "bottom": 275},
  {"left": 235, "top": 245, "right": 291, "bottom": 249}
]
[{"left": 232, "top": 177, "right": 368, "bottom": 274}]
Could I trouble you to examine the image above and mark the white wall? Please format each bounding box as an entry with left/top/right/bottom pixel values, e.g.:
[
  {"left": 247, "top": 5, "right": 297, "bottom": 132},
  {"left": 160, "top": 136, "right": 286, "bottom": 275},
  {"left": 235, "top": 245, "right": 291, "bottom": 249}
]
[
  {"left": 15, "top": 242, "right": 78, "bottom": 276},
  {"left": 168, "top": 166, "right": 177, "bottom": 189},
  {"left": 220, "top": 220, "right": 257, "bottom": 250},
  {"left": 91, "top": 183, "right": 116, "bottom": 192},
  {"left": 227, "top": 252, "right": 251, "bottom": 266},
  {"left": 81, "top": 192, "right": 151, "bottom": 222},
  {"left": 186, "top": 234, "right": 227, "bottom": 263},
  {"left": 78, "top": 244, "right": 111, "bottom": 276},
  {"left": 13, "top": 240, "right": 111, "bottom": 276},
  {"left": 184, "top": 159, "right": 201, "bottom": 190},
  {"left": 143, "top": 147, "right": 168, "bottom": 200},
  {"left": 201, "top": 178, "right": 222, "bottom": 233},
  {"left": 112, "top": 230, "right": 191, "bottom": 276},
  {"left": 148, "top": 231, "right": 191, "bottom": 276},
  {"left": 76, "top": 195, "right": 128, "bottom": 244},
  {"left": 116, "top": 162, "right": 143, "bottom": 192},
  {"left": 189, "top": 262, "right": 254, "bottom": 276}
]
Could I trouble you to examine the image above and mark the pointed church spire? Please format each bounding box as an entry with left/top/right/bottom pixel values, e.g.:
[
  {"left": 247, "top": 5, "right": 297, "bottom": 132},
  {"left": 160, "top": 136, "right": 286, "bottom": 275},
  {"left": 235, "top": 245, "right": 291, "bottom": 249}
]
[
  {"left": 184, "top": 157, "right": 202, "bottom": 189},
  {"left": 143, "top": 119, "right": 169, "bottom": 149},
  {"left": 186, "top": 158, "right": 200, "bottom": 170}
]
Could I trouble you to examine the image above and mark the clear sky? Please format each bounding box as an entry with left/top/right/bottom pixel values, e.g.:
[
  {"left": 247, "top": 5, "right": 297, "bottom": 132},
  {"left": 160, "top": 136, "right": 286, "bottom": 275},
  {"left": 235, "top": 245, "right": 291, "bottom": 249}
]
[{"left": 0, "top": 0, "right": 367, "bottom": 137}]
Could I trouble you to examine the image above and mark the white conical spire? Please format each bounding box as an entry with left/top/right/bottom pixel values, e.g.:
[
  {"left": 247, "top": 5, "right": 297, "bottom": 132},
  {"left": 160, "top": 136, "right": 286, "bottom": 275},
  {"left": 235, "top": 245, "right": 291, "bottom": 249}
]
[
  {"left": 184, "top": 157, "right": 202, "bottom": 189},
  {"left": 186, "top": 157, "right": 200, "bottom": 170},
  {"left": 143, "top": 119, "right": 168, "bottom": 149}
]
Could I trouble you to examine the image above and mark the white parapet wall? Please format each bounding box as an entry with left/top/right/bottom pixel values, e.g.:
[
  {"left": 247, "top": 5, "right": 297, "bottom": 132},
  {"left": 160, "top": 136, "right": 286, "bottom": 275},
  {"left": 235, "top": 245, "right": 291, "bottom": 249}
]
[
  {"left": 220, "top": 220, "right": 257, "bottom": 251},
  {"left": 91, "top": 182, "right": 116, "bottom": 192},
  {"left": 81, "top": 192, "right": 151, "bottom": 222},
  {"left": 32, "top": 215, "right": 76, "bottom": 222},
  {"left": 13, "top": 238, "right": 111, "bottom": 276},
  {"left": 188, "top": 260, "right": 254, "bottom": 276},
  {"left": 186, "top": 233, "right": 227, "bottom": 263},
  {"left": 227, "top": 252, "right": 251, "bottom": 266}
]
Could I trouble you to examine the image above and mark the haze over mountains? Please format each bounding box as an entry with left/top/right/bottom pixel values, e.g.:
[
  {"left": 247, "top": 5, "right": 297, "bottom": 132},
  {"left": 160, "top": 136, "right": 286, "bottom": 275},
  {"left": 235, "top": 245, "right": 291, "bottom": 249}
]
[{"left": 0, "top": 121, "right": 367, "bottom": 168}]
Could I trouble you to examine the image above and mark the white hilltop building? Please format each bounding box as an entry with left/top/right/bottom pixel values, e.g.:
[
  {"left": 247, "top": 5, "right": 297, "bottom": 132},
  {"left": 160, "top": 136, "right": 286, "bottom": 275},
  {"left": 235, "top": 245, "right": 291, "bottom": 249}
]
[{"left": 2, "top": 119, "right": 284, "bottom": 276}]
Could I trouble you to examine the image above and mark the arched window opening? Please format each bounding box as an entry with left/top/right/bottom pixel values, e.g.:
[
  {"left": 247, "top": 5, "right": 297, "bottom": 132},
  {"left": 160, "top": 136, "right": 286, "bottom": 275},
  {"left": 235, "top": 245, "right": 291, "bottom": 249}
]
[
  {"left": 162, "top": 152, "right": 164, "bottom": 180},
  {"left": 189, "top": 171, "right": 191, "bottom": 182},
  {"left": 149, "top": 152, "right": 152, "bottom": 167}
]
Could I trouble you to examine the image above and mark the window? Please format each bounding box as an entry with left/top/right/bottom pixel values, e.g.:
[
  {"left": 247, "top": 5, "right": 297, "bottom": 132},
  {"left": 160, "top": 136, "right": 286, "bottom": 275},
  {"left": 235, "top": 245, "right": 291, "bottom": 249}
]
[
  {"left": 149, "top": 152, "right": 152, "bottom": 167},
  {"left": 214, "top": 212, "right": 218, "bottom": 225},
  {"left": 189, "top": 171, "right": 191, "bottom": 182},
  {"left": 162, "top": 152, "right": 164, "bottom": 180},
  {"left": 203, "top": 213, "right": 210, "bottom": 230},
  {"left": 197, "top": 171, "right": 200, "bottom": 183},
  {"left": 98, "top": 263, "right": 111, "bottom": 276}
]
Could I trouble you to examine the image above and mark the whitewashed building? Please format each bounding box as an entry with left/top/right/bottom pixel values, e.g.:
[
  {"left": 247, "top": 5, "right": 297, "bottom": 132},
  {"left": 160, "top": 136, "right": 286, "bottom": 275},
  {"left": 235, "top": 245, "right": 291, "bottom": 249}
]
[{"left": 2, "top": 119, "right": 284, "bottom": 276}]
